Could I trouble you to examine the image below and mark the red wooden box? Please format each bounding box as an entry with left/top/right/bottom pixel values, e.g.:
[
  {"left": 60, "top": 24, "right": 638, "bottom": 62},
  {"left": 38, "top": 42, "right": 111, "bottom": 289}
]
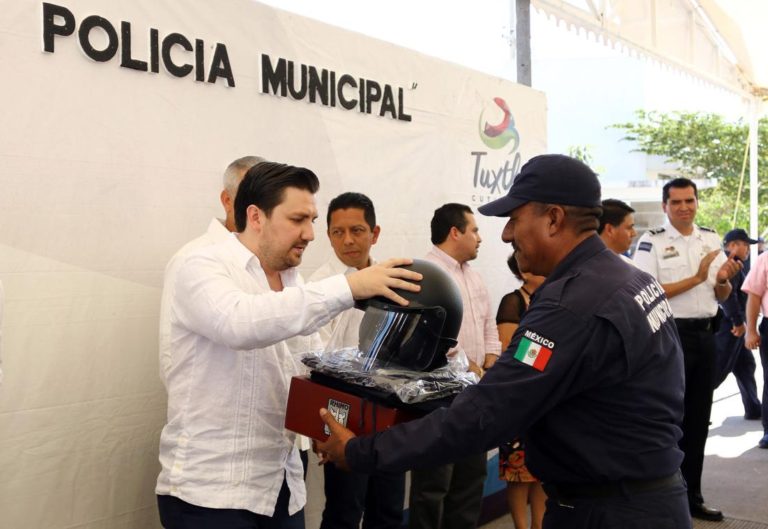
[{"left": 285, "top": 375, "right": 419, "bottom": 439}]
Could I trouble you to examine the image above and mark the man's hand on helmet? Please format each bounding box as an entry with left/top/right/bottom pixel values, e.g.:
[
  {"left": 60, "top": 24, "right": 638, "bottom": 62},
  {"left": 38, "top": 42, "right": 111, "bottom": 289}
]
[{"left": 346, "top": 258, "right": 422, "bottom": 306}]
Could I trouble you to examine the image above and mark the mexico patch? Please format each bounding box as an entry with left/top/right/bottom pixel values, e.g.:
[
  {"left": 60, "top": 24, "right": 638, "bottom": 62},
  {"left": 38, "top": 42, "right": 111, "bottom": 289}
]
[{"left": 514, "top": 330, "right": 554, "bottom": 371}]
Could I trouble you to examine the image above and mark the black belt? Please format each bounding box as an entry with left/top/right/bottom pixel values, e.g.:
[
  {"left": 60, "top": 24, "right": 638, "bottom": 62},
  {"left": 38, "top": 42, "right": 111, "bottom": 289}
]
[
  {"left": 674, "top": 317, "right": 712, "bottom": 332},
  {"left": 542, "top": 470, "right": 683, "bottom": 501}
]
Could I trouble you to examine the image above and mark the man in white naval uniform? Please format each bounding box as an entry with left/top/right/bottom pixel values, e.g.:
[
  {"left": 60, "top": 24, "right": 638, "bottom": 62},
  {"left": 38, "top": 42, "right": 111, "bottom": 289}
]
[{"left": 634, "top": 177, "right": 741, "bottom": 522}]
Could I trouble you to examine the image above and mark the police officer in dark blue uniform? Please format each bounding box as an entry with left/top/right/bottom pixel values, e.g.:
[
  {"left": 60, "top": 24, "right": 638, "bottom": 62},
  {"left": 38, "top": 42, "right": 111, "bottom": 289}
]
[
  {"left": 714, "top": 229, "right": 761, "bottom": 418},
  {"left": 315, "top": 154, "right": 692, "bottom": 529},
  {"left": 634, "top": 178, "right": 742, "bottom": 522}
]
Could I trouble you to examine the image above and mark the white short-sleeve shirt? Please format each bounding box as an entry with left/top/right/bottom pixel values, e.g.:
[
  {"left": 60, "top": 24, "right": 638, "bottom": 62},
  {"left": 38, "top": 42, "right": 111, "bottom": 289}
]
[{"left": 633, "top": 223, "right": 725, "bottom": 319}]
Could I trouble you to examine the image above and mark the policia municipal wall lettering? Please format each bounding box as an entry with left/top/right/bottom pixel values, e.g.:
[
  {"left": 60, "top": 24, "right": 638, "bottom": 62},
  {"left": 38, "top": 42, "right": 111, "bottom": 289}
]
[
  {"left": 42, "top": 3, "right": 234, "bottom": 86},
  {"left": 261, "top": 56, "right": 412, "bottom": 122},
  {"left": 41, "top": 3, "right": 412, "bottom": 123}
]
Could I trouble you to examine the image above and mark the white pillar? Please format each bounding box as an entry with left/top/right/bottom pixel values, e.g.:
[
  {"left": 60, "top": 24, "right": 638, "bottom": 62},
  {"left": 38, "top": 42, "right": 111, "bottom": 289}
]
[
  {"left": 749, "top": 96, "right": 760, "bottom": 262},
  {"left": 516, "top": 0, "right": 531, "bottom": 86}
]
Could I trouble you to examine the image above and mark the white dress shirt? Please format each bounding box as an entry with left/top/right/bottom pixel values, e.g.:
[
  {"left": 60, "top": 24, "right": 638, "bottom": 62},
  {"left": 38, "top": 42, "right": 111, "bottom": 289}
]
[
  {"left": 159, "top": 218, "right": 232, "bottom": 387},
  {"left": 156, "top": 236, "right": 353, "bottom": 516},
  {"left": 633, "top": 222, "right": 725, "bottom": 318},
  {"left": 309, "top": 256, "right": 374, "bottom": 351}
]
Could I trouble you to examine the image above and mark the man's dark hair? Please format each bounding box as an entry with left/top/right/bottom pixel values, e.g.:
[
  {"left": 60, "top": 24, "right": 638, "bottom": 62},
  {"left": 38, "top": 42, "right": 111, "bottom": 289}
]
[
  {"left": 564, "top": 205, "right": 602, "bottom": 234},
  {"left": 507, "top": 253, "right": 522, "bottom": 281},
  {"left": 326, "top": 192, "right": 376, "bottom": 230},
  {"left": 662, "top": 177, "right": 698, "bottom": 203},
  {"left": 598, "top": 199, "right": 635, "bottom": 234},
  {"left": 531, "top": 202, "right": 602, "bottom": 235},
  {"left": 234, "top": 162, "right": 319, "bottom": 232},
  {"left": 430, "top": 203, "right": 473, "bottom": 245}
]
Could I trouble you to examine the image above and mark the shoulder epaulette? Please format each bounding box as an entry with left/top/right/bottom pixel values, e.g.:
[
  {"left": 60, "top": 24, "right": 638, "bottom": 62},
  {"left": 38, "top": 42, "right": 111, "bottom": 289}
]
[
  {"left": 648, "top": 227, "right": 666, "bottom": 235},
  {"left": 699, "top": 226, "right": 716, "bottom": 233}
]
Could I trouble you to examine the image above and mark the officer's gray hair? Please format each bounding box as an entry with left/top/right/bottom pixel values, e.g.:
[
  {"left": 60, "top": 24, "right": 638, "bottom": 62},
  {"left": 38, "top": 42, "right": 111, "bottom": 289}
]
[{"left": 223, "top": 155, "right": 267, "bottom": 196}]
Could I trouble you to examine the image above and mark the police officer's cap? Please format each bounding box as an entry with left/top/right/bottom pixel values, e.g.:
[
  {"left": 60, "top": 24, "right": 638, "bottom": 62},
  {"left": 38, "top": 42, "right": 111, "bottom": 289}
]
[
  {"left": 478, "top": 154, "right": 601, "bottom": 217},
  {"left": 723, "top": 228, "right": 758, "bottom": 245}
]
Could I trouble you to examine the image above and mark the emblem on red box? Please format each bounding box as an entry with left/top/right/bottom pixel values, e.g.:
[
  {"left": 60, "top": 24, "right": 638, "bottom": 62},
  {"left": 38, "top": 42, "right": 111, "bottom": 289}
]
[{"left": 324, "top": 398, "right": 351, "bottom": 435}]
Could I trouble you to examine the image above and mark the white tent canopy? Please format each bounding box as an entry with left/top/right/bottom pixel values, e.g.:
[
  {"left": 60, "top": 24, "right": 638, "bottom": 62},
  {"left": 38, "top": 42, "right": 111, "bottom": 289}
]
[
  {"left": 533, "top": 0, "right": 768, "bottom": 97},
  {"left": 532, "top": 0, "right": 766, "bottom": 241},
  {"left": 700, "top": 0, "right": 768, "bottom": 96}
]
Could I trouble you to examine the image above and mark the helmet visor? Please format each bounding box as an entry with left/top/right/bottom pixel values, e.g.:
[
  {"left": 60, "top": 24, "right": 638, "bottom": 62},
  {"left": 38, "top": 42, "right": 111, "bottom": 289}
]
[{"left": 358, "top": 304, "right": 449, "bottom": 372}]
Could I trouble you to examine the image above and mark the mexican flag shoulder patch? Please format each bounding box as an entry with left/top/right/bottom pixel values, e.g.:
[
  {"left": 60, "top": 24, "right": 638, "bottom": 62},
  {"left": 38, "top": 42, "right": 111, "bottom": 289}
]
[{"left": 513, "top": 329, "right": 554, "bottom": 371}]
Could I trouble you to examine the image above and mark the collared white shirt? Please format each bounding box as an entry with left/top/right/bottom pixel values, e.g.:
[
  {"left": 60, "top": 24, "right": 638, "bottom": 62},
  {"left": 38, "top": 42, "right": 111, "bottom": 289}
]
[
  {"left": 309, "top": 256, "right": 375, "bottom": 351},
  {"left": 156, "top": 236, "right": 353, "bottom": 516},
  {"left": 425, "top": 246, "right": 501, "bottom": 365},
  {"left": 633, "top": 222, "right": 725, "bottom": 318},
  {"left": 159, "top": 218, "right": 232, "bottom": 387}
]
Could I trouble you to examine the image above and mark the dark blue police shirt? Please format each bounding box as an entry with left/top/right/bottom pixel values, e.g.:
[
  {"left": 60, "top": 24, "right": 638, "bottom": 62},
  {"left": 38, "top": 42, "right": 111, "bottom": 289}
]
[
  {"left": 346, "top": 235, "right": 685, "bottom": 484},
  {"left": 720, "top": 251, "right": 748, "bottom": 326}
]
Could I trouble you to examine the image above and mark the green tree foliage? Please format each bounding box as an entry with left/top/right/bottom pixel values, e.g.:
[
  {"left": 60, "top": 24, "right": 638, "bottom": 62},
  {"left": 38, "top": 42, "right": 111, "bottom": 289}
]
[
  {"left": 612, "top": 110, "right": 768, "bottom": 235},
  {"left": 567, "top": 144, "right": 594, "bottom": 166},
  {"left": 567, "top": 144, "right": 605, "bottom": 176}
]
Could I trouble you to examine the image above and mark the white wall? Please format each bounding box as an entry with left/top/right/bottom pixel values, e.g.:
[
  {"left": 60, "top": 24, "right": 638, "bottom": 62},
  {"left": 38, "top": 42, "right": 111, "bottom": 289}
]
[{"left": 0, "top": 1, "right": 545, "bottom": 527}]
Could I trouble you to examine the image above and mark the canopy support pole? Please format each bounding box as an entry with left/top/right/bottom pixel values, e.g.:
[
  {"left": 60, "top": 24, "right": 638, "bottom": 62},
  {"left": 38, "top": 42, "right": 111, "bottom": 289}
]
[{"left": 749, "top": 96, "right": 760, "bottom": 261}]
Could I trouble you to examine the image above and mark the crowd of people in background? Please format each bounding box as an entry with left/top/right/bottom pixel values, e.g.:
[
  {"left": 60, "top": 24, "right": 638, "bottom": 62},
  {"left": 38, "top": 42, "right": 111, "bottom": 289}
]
[{"left": 154, "top": 155, "right": 767, "bottom": 529}]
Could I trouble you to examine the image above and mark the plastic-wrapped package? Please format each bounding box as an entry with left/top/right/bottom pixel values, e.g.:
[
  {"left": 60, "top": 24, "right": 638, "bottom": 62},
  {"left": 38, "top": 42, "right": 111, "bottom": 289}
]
[
  {"left": 302, "top": 347, "right": 478, "bottom": 404},
  {"left": 304, "top": 258, "right": 474, "bottom": 405}
]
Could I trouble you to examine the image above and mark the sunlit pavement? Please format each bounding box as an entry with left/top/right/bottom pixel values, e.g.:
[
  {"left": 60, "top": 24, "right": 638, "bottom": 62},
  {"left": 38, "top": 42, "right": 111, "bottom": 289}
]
[{"left": 698, "top": 354, "right": 766, "bottom": 527}]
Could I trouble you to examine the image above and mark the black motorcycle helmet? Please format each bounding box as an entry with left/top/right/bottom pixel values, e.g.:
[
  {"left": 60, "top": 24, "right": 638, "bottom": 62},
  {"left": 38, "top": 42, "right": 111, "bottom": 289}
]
[{"left": 356, "top": 259, "right": 463, "bottom": 372}]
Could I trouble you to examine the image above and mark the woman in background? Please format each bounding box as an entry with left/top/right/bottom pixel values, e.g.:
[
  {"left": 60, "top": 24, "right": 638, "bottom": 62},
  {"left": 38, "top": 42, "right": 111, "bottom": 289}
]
[{"left": 496, "top": 254, "right": 546, "bottom": 529}]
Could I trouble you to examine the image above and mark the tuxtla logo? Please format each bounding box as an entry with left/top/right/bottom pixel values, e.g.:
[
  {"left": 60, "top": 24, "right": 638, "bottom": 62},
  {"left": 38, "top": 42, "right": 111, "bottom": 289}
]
[
  {"left": 479, "top": 97, "right": 519, "bottom": 152},
  {"left": 471, "top": 97, "right": 522, "bottom": 205}
]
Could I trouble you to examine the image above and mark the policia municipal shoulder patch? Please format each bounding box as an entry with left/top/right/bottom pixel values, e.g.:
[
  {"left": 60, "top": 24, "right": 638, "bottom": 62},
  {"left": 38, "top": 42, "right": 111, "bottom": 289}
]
[{"left": 514, "top": 329, "right": 554, "bottom": 371}]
